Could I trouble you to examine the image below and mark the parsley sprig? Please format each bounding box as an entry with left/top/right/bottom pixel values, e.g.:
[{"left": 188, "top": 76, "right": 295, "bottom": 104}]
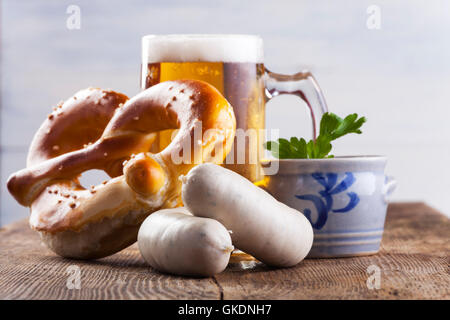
[{"left": 264, "top": 112, "right": 366, "bottom": 159}]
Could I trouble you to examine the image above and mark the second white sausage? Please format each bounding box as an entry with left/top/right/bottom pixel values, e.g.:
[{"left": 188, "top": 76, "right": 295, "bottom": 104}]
[{"left": 181, "top": 163, "right": 313, "bottom": 267}]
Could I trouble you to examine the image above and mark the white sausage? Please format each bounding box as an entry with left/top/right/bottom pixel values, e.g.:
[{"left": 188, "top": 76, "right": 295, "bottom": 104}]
[
  {"left": 181, "top": 163, "right": 313, "bottom": 267},
  {"left": 137, "top": 207, "right": 233, "bottom": 277}
]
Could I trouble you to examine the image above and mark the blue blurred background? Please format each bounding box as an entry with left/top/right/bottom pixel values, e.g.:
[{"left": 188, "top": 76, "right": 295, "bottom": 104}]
[{"left": 1, "top": 0, "right": 449, "bottom": 225}]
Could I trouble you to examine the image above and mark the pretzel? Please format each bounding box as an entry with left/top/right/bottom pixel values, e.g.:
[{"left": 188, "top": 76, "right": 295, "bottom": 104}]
[{"left": 7, "top": 80, "right": 236, "bottom": 259}]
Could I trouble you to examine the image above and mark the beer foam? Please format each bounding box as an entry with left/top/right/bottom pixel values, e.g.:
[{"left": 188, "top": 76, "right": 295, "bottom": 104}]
[{"left": 142, "top": 35, "right": 264, "bottom": 63}]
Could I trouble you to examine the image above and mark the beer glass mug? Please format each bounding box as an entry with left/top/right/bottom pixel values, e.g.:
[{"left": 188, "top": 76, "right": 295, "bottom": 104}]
[{"left": 141, "top": 34, "right": 327, "bottom": 182}]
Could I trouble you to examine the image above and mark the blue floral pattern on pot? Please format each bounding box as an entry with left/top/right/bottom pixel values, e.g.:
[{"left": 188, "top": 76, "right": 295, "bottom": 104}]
[{"left": 295, "top": 172, "right": 360, "bottom": 229}]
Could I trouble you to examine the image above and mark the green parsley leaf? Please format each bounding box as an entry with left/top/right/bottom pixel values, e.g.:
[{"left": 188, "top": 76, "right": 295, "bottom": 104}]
[{"left": 264, "top": 112, "right": 366, "bottom": 159}]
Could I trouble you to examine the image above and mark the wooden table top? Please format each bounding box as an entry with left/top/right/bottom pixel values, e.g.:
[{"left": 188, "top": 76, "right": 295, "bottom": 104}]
[{"left": 0, "top": 202, "right": 448, "bottom": 300}]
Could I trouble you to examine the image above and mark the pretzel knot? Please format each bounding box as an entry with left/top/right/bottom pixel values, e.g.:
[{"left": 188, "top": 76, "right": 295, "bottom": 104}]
[{"left": 7, "top": 80, "right": 236, "bottom": 259}]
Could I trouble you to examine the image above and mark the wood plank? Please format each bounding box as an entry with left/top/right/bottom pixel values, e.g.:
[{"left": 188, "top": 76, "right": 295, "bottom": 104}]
[
  {"left": 0, "top": 220, "right": 220, "bottom": 300},
  {"left": 216, "top": 202, "right": 450, "bottom": 299},
  {"left": 0, "top": 202, "right": 448, "bottom": 299}
]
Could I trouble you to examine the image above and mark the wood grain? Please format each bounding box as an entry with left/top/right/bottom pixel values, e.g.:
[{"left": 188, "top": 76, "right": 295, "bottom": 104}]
[{"left": 0, "top": 202, "right": 448, "bottom": 300}]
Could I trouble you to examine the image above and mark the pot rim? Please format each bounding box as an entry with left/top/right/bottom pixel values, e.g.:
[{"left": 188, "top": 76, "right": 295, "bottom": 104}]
[
  {"left": 261, "top": 155, "right": 388, "bottom": 174},
  {"left": 261, "top": 155, "right": 386, "bottom": 162}
]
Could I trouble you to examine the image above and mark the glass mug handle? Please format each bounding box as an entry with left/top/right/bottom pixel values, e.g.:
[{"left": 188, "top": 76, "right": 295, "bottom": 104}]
[{"left": 264, "top": 69, "right": 328, "bottom": 139}]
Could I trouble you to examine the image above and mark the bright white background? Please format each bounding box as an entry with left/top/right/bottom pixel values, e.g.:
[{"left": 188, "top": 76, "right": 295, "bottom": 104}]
[{"left": 1, "top": 0, "right": 449, "bottom": 225}]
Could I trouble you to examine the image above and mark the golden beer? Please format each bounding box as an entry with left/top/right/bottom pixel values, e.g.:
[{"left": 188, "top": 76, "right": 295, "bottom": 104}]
[
  {"left": 141, "top": 35, "right": 266, "bottom": 181},
  {"left": 141, "top": 35, "right": 328, "bottom": 182}
]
